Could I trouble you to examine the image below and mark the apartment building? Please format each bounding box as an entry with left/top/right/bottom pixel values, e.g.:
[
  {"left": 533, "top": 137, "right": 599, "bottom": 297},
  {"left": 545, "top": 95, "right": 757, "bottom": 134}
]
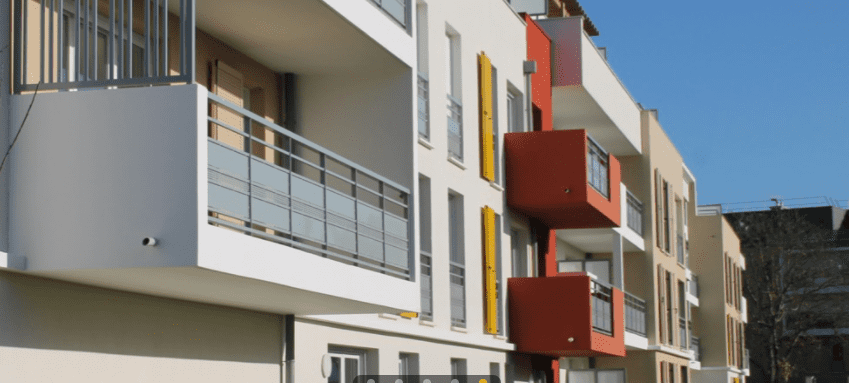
[
  {"left": 690, "top": 207, "right": 749, "bottom": 383},
  {"left": 2, "top": 0, "right": 421, "bottom": 381},
  {"left": 0, "top": 0, "right": 534, "bottom": 381},
  {"left": 0, "top": 0, "right": 746, "bottom": 382}
]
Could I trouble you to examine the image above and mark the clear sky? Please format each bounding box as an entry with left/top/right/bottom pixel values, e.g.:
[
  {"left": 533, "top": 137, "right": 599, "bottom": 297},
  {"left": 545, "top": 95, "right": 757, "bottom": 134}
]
[{"left": 579, "top": 0, "right": 849, "bottom": 208}]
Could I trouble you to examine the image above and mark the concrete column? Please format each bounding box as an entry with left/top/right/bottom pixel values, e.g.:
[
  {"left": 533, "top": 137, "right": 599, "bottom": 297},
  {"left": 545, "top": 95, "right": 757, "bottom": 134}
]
[{"left": 612, "top": 233, "right": 624, "bottom": 290}]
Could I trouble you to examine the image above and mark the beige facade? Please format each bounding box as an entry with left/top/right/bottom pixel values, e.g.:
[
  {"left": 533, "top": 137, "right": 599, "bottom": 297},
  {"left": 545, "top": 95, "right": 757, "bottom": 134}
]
[{"left": 690, "top": 212, "right": 748, "bottom": 382}]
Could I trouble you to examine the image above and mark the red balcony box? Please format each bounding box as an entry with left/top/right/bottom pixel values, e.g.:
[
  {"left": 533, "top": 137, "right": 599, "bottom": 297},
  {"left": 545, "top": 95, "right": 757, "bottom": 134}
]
[
  {"left": 505, "top": 130, "right": 621, "bottom": 229},
  {"left": 508, "top": 273, "right": 625, "bottom": 358}
]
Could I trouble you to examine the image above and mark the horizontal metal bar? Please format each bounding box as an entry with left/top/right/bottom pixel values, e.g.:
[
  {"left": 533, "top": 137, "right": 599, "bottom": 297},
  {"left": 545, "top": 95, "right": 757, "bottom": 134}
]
[
  {"left": 208, "top": 92, "right": 409, "bottom": 194},
  {"left": 15, "top": 75, "right": 192, "bottom": 92},
  {"left": 208, "top": 215, "right": 410, "bottom": 280}
]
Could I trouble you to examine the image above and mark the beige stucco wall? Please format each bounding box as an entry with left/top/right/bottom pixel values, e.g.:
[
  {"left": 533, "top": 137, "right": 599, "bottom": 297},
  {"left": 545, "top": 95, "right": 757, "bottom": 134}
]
[
  {"left": 690, "top": 213, "right": 745, "bottom": 370},
  {"left": 0, "top": 270, "right": 283, "bottom": 382}
]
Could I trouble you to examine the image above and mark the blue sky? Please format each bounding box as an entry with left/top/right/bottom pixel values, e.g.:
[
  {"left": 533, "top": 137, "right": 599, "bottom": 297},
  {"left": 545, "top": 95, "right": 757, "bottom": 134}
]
[{"left": 580, "top": 0, "right": 849, "bottom": 208}]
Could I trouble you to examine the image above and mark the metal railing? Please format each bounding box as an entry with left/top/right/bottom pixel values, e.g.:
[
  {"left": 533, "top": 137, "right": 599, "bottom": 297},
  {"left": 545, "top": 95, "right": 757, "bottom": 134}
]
[
  {"left": 743, "top": 348, "right": 750, "bottom": 370},
  {"left": 368, "top": 0, "right": 408, "bottom": 28},
  {"left": 626, "top": 190, "right": 644, "bottom": 235},
  {"left": 420, "top": 251, "right": 433, "bottom": 320},
  {"left": 587, "top": 135, "right": 609, "bottom": 198},
  {"left": 449, "top": 261, "right": 466, "bottom": 327},
  {"left": 591, "top": 279, "right": 613, "bottom": 335},
  {"left": 624, "top": 291, "right": 647, "bottom": 336},
  {"left": 689, "top": 275, "right": 700, "bottom": 298},
  {"left": 691, "top": 336, "right": 701, "bottom": 361},
  {"left": 13, "top": 0, "right": 195, "bottom": 93},
  {"left": 679, "top": 317, "right": 688, "bottom": 349},
  {"left": 677, "top": 234, "right": 685, "bottom": 264},
  {"left": 417, "top": 72, "right": 429, "bottom": 140},
  {"left": 206, "top": 91, "right": 412, "bottom": 280},
  {"left": 447, "top": 95, "right": 463, "bottom": 160}
]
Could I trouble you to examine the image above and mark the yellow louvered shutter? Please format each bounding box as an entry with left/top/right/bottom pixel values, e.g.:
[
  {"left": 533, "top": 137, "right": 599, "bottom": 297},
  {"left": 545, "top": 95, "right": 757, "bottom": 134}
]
[
  {"left": 479, "top": 53, "right": 495, "bottom": 182},
  {"left": 482, "top": 206, "right": 497, "bottom": 334}
]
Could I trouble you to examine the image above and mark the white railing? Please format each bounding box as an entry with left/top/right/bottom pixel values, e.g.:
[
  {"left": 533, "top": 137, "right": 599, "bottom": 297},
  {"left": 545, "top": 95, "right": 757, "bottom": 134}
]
[{"left": 447, "top": 95, "right": 463, "bottom": 160}]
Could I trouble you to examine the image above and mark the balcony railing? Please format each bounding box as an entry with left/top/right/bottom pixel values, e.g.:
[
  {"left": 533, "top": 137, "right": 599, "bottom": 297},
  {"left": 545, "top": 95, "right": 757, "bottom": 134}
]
[
  {"left": 418, "top": 73, "right": 430, "bottom": 140},
  {"left": 368, "top": 0, "right": 408, "bottom": 28},
  {"left": 690, "top": 275, "right": 700, "bottom": 298},
  {"left": 626, "top": 191, "right": 643, "bottom": 235},
  {"left": 691, "top": 336, "right": 701, "bottom": 361},
  {"left": 420, "top": 251, "right": 433, "bottom": 320},
  {"left": 13, "top": 0, "right": 195, "bottom": 93},
  {"left": 587, "top": 135, "right": 609, "bottom": 198},
  {"left": 591, "top": 280, "right": 613, "bottom": 335},
  {"left": 207, "top": 91, "right": 412, "bottom": 280},
  {"left": 743, "top": 348, "right": 750, "bottom": 370},
  {"left": 624, "top": 291, "right": 647, "bottom": 336},
  {"left": 677, "top": 234, "right": 685, "bottom": 265},
  {"left": 447, "top": 95, "right": 463, "bottom": 160},
  {"left": 679, "top": 317, "right": 688, "bottom": 349}
]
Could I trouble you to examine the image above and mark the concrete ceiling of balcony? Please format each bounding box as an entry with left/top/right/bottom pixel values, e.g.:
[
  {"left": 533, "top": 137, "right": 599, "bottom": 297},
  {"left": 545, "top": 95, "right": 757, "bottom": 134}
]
[
  {"left": 552, "top": 87, "right": 641, "bottom": 157},
  {"left": 556, "top": 227, "right": 643, "bottom": 253},
  {"left": 190, "top": 0, "right": 405, "bottom": 74}
]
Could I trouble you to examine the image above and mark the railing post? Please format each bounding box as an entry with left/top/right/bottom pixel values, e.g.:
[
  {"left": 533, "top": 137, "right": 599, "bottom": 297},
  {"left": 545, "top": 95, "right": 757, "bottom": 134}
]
[
  {"left": 184, "top": 0, "right": 196, "bottom": 83},
  {"left": 13, "top": 0, "right": 23, "bottom": 93}
]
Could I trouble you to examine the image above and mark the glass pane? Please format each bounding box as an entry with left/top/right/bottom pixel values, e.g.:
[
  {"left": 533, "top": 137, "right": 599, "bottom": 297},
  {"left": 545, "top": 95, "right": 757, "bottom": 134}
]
[
  {"left": 568, "top": 371, "right": 595, "bottom": 383},
  {"left": 559, "top": 261, "right": 583, "bottom": 273},
  {"left": 586, "top": 261, "right": 610, "bottom": 284},
  {"left": 328, "top": 357, "right": 341, "bottom": 383},
  {"left": 344, "top": 358, "right": 358, "bottom": 383},
  {"left": 598, "top": 371, "right": 625, "bottom": 383}
]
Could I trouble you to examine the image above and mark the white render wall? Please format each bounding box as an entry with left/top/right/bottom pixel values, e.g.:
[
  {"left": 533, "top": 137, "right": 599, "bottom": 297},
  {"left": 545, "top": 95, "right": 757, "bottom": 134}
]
[
  {"left": 306, "top": 0, "right": 529, "bottom": 373},
  {"left": 1, "top": 0, "right": 12, "bottom": 253}
]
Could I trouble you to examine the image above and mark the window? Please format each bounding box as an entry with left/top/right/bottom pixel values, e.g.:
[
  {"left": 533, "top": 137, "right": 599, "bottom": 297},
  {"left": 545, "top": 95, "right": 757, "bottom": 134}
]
[
  {"left": 681, "top": 366, "right": 688, "bottom": 383},
  {"left": 559, "top": 259, "right": 611, "bottom": 285},
  {"left": 663, "top": 181, "right": 671, "bottom": 252},
  {"left": 416, "top": 3, "right": 429, "bottom": 140},
  {"left": 451, "top": 358, "right": 467, "bottom": 379},
  {"left": 669, "top": 363, "right": 676, "bottom": 383},
  {"left": 490, "top": 363, "right": 500, "bottom": 382},
  {"left": 327, "top": 347, "right": 366, "bottom": 383},
  {"left": 511, "top": 228, "right": 528, "bottom": 278},
  {"left": 419, "top": 175, "right": 433, "bottom": 320},
  {"left": 446, "top": 28, "right": 462, "bottom": 160},
  {"left": 449, "top": 192, "right": 466, "bottom": 327},
  {"left": 61, "top": 8, "right": 147, "bottom": 83},
  {"left": 666, "top": 271, "right": 674, "bottom": 344},
  {"left": 506, "top": 87, "right": 524, "bottom": 133},
  {"left": 587, "top": 135, "right": 609, "bottom": 198},
  {"left": 399, "top": 353, "right": 418, "bottom": 378}
]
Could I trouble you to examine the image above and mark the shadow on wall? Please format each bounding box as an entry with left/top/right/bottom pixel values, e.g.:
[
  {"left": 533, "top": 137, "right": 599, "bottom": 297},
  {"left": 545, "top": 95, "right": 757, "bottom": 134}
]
[{"left": 0, "top": 270, "right": 281, "bottom": 363}]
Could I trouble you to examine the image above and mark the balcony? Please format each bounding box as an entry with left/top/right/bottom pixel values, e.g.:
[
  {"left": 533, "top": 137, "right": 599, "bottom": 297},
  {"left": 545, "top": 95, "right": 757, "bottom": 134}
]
[
  {"left": 625, "top": 191, "right": 644, "bottom": 236},
  {"left": 508, "top": 273, "right": 626, "bottom": 357},
  {"left": 12, "top": 0, "right": 414, "bottom": 94},
  {"left": 535, "top": 17, "right": 641, "bottom": 156},
  {"left": 624, "top": 291, "right": 648, "bottom": 350},
  {"left": 8, "top": 0, "right": 417, "bottom": 316},
  {"left": 690, "top": 336, "right": 701, "bottom": 362},
  {"left": 505, "top": 130, "right": 621, "bottom": 230}
]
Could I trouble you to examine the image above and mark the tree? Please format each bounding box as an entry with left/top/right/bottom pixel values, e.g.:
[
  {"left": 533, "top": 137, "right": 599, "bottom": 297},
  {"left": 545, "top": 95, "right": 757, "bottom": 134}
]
[{"left": 727, "top": 208, "right": 848, "bottom": 383}]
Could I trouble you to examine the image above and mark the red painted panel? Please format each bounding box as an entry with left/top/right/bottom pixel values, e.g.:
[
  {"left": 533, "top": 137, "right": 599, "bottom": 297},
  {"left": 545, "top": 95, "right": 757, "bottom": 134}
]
[
  {"left": 507, "top": 273, "right": 626, "bottom": 357},
  {"left": 504, "top": 130, "right": 621, "bottom": 229},
  {"left": 525, "top": 15, "right": 553, "bottom": 132}
]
